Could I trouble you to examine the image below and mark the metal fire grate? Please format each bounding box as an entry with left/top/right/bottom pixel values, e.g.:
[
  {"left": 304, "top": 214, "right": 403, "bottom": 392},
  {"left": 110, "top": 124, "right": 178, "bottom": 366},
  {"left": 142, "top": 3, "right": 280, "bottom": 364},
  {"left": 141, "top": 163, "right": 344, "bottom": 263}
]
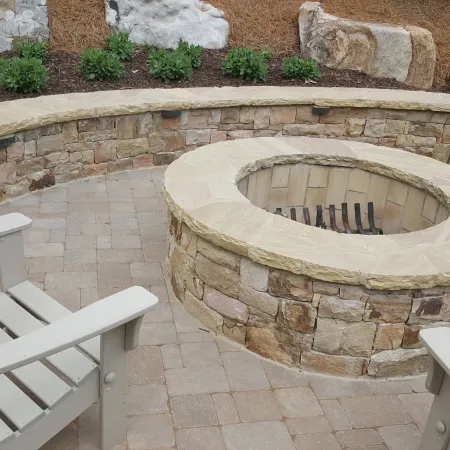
[{"left": 274, "top": 202, "right": 384, "bottom": 235}]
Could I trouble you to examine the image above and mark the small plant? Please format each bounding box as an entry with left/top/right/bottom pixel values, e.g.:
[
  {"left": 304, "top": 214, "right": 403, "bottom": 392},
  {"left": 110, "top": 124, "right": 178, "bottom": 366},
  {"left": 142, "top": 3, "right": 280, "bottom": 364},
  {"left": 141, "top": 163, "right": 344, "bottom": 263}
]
[
  {"left": 147, "top": 49, "right": 193, "bottom": 83},
  {"left": 282, "top": 57, "right": 320, "bottom": 81},
  {"left": 12, "top": 40, "right": 48, "bottom": 61},
  {"left": 223, "top": 48, "right": 270, "bottom": 83},
  {"left": 177, "top": 40, "right": 204, "bottom": 69},
  {"left": 0, "top": 57, "right": 48, "bottom": 93},
  {"left": 105, "top": 32, "right": 135, "bottom": 61},
  {"left": 79, "top": 49, "right": 124, "bottom": 81}
]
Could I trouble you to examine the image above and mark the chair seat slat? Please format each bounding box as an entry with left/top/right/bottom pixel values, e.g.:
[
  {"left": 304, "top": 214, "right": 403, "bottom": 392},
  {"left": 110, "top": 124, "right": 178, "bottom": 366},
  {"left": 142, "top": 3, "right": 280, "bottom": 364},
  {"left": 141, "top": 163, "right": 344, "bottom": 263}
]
[
  {"left": 0, "top": 330, "right": 72, "bottom": 409},
  {"left": 0, "top": 418, "right": 14, "bottom": 445},
  {"left": 0, "top": 376, "right": 44, "bottom": 431},
  {"left": 8, "top": 282, "right": 100, "bottom": 363},
  {"left": 0, "top": 293, "right": 97, "bottom": 386}
]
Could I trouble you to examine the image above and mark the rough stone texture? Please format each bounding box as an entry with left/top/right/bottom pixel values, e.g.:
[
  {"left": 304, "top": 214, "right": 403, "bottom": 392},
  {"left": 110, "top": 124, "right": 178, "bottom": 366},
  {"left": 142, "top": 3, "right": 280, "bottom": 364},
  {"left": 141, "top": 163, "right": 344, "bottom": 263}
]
[
  {"left": 373, "top": 324, "right": 405, "bottom": 350},
  {"left": 105, "top": 0, "right": 228, "bottom": 49},
  {"left": 278, "top": 300, "right": 316, "bottom": 334},
  {"left": 268, "top": 269, "right": 313, "bottom": 301},
  {"left": 247, "top": 324, "right": 313, "bottom": 366},
  {"left": 197, "top": 237, "right": 240, "bottom": 272},
  {"left": 183, "top": 289, "right": 223, "bottom": 333},
  {"left": 313, "top": 318, "right": 376, "bottom": 357},
  {"left": 364, "top": 293, "right": 412, "bottom": 323},
  {"left": 368, "top": 348, "right": 429, "bottom": 377},
  {"left": 238, "top": 284, "right": 279, "bottom": 317},
  {"left": 0, "top": 0, "right": 49, "bottom": 52},
  {"left": 240, "top": 258, "right": 269, "bottom": 291},
  {"left": 301, "top": 351, "right": 367, "bottom": 377},
  {"left": 298, "top": 2, "right": 435, "bottom": 89},
  {"left": 318, "top": 296, "right": 365, "bottom": 322},
  {"left": 204, "top": 285, "right": 249, "bottom": 323}
]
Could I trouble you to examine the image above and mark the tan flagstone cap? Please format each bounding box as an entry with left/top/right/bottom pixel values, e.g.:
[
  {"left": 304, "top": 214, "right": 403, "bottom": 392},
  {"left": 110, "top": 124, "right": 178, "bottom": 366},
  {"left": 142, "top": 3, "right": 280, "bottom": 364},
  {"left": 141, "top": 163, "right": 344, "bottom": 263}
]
[
  {"left": 2, "top": 86, "right": 450, "bottom": 136},
  {"left": 163, "top": 137, "right": 450, "bottom": 290}
]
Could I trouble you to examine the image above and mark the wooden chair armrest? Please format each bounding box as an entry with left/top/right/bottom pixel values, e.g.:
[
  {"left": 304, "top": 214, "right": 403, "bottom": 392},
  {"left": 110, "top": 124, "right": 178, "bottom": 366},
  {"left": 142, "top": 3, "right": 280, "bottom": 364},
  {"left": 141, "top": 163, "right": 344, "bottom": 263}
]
[{"left": 0, "top": 286, "right": 157, "bottom": 374}]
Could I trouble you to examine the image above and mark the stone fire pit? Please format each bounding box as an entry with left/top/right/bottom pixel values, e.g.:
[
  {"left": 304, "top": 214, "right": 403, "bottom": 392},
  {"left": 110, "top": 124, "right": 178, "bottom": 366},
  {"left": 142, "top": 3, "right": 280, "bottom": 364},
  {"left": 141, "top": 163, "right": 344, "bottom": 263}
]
[{"left": 163, "top": 137, "right": 450, "bottom": 377}]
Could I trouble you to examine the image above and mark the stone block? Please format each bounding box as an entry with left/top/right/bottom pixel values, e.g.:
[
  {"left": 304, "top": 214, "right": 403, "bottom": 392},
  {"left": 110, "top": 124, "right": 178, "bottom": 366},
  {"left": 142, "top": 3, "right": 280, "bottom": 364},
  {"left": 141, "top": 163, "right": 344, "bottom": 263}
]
[
  {"left": 373, "top": 324, "right": 405, "bottom": 350},
  {"left": 408, "top": 122, "right": 444, "bottom": 138},
  {"left": 16, "top": 158, "right": 44, "bottom": 177},
  {"left": 204, "top": 285, "right": 249, "bottom": 323},
  {"left": 279, "top": 300, "right": 316, "bottom": 334},
  {"left": 271, "top": 165, "right": 290, "bottom": 188},
  {"left": 228, "top": 130, "right": 253, "bottom": 140},
  {"left": 172, "top": 245, "right": 204, "bottom": 299},
  {"left": 24, "top": 141, "right": 37, "bottom": 159},
  {"left": 299, "top": 3, "right": 435, "bottom": 88},
  {"left": 318, "top": 107, "right": 350, "bottom": 124},
  {"left": 195, "top": 253, "right": 239, "bottom": 298},
  {"left": 402, "top": 187, "right": 426, "bottom": 232},
  {"left": 313, "top": 280, "right": 340, "bottom": 296},
  {"left": 433, "top": 144, "right": 450, "bottom": 163},
  {"left": 44, "top": 152, "right": 69, "bottom": 169},
  {"left": 0, "top": 161, "right": 16, "bottom": 185},
  {"left": 270, "top": 107, "right": 296, "bottom": 125},
  {"left": 41, "top": 124, "right": 63, "bottom": 136},
  {"left": 408, "top": 296, "right": 450, "bottom": 324},
  {"left": 210, "top": 130, "right": 227, "bottom": 143},
  {"left": 94, "top": 140, "right": 117, "bottom": 163},
  {"left": 239, "top": 107, "right": 256, "bottom": 123},
  {"left": 79, "top": 130, "right": 117, "bottom": 143},
  {"left": 308, "top": 166, "right": 329, "bottom": 188},
  {"left": 324, "top": 123, "right": 345, "bottom": 137},
  {"left": 339, "top": 285, "right": 365, "bottom": 300},
  {"left": 402, "top": 325, "right": 421, "bottom": 349},
  {"left": 239, "top": 285, "right": 279, "bottom": 317},
  {"left": 186, "top": 129, "right": 211, "bottom": 145},
  {"left": 183, "top": 289, "right": 223, "bottom": 333},
  {"left": 117, "top": 138, "right": 149, "bottom": 158},
  {"left": 422, "top": 195, "right": 439, "bottom": 223},
  {"left": 296, "top": 106, "right": 318, "bottom": 124},
  {"left": 179, "top": 224, "right": 198, "bottom": 258},
  {"left": 36, "top": 134, "right": 64, "bottom": 157},
  {"left": 301, "top": 351, "right": 367, "bottom": 377},
  {"left": 254, "top": 108, "right": 270, "bottom": 129},
  {"left": 319, "top": 296, "right": 365, "bottom": 322},
  {"left": 7, "top": 142, "right": 24, "bottom": 161},
  {"left": 396, "top": 134, "right": 436, "bottom": 148},
  {"left": 367, "top": 348, "right": 428, "bottom": 377},
  {"left": 136, "top": 112, "right": 153, "bottom": 136},
  {"left": 221, "top": 108, "right": 240, "bottom": 124},
  {"left": 313, "top": 318, "right": 376, "bottom": 357},
  {"left": 180, "top": 110, "right": 210, "bottom": 129},
  {"left": 62, "top": 121, "right": 78, "bottom": 143},
  {"left": 364, "top": 293, "right": 412, "bottom": 323},
  {"left": 223, "top": 319, "right": 246, "bottom": 344},
  {"left": 240, "top": 258, "right": 269, "bottom": 291},
  {"left": 84, "top": 163, "right": 108, "bottom": 176},
  {"left": 268, "top": 269, "right": 313, "bottom": 301},
  {"left": 149, "top": 131, "right": 185, "bottom": 153},
  {"left": 64, "top": 142, "right": 95, "bottom": 153},
  {"left": 384, "top": 120, "right": 407, "bottom": 137},
  {"left": 78, "top": 119, "right": 97, "bottom": 132},
  {"left": 116, "top": 115, "right": 138, "bottom": 139},
  {"left": 247, "top": 323, "right": 313, "bottom": 366},
  {"left": 197, "top": 238, "right": 240, "bottom": 272},
  {"left": 153, "top": 151, "right": 182, "bottom": 165},
  {"left": 283, "top": 124, "right": 325, "bottom": 136}
]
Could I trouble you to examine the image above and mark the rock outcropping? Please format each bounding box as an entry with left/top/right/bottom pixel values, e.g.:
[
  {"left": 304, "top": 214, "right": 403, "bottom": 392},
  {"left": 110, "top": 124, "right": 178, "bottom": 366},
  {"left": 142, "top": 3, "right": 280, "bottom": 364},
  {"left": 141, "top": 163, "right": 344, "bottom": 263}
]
[
  {"left": 105, "top": 0, "right": 228, "bottom": 49},
  {"left": 299, "top": 2, "right": 436, "bottom": 89},
  {"left": 0, "top": 0, "right": 48, "bottom": 52}
]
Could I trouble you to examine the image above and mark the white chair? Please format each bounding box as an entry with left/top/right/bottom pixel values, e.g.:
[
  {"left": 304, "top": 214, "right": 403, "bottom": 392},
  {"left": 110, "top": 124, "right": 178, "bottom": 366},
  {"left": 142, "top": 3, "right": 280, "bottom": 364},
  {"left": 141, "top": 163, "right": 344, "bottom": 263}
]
[
  {"left": 0, "top": 213, "right": 158, "bottom": 450},
  {"left": 419, "top": 327, "right": 450, "bottom": 450}
]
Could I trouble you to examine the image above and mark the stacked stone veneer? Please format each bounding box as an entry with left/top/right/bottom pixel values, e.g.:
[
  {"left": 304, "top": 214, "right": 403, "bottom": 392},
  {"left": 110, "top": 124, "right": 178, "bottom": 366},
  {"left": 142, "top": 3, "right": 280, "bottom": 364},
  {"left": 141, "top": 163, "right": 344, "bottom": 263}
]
[
  {"left": 239, "top": 164, "right": 449, "bottom": 234},
  {"left": 2, "top": 105, "right": 450, "bottom": 200},
  {"left": 168, "top": 214, "right": 449, "bottom": 377}
]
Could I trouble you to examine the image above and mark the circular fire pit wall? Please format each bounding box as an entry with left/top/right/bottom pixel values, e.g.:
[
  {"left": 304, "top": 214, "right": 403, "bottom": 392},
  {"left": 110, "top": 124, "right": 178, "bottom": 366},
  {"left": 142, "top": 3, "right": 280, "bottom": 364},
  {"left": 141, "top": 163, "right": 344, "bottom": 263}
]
[{"left": 163, "top": 137, "right": 450, "bottom": 378}]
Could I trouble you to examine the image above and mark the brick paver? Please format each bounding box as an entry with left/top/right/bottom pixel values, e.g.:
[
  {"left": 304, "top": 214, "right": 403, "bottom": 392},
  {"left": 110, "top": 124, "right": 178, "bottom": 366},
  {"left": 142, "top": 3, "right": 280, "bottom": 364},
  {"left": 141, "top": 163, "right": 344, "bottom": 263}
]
[{"left": 0, "top": 167, "right": 432, "bottom": 450}]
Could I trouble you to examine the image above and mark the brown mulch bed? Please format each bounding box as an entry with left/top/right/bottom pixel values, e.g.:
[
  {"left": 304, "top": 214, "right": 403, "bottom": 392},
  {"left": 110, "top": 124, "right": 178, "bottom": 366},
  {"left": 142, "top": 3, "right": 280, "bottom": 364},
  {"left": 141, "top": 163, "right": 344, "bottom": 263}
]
[{"left": 3, "top": 48, "right": 449, "bottom": 103}]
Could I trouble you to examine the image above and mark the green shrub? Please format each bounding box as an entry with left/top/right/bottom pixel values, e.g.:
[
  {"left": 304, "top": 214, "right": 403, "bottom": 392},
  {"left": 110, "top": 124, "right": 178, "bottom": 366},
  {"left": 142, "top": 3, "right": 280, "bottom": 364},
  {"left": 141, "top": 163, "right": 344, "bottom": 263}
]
[
  {"left": 282, "top": 57, "right": 320, "bottom": 81},
  {"left": 147, "top": 49, "right": 193, "bottom": 83},
  {"left": 79, "top": 49, "right": 124, "bottom": 81},
  {"left": 12, "top": 40, "right": 48, "bottom": 61},
  {"left": 105, "top": 32, "right": 135, "bottom": 61},
  {"left": 0, "top": 57, "right": 48, "bottom": 93},
  {"left": 177, "top": 40, "right": 204, "bottom": 68},
  {"left": 223, "top": 48, "right": 270, "bottom": 82}
]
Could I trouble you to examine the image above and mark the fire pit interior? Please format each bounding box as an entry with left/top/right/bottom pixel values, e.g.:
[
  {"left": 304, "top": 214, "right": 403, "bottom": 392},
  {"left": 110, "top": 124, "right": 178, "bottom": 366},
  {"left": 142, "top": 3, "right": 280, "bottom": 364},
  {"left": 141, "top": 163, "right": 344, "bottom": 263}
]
[
  {"left": 163, "top": 137, "right": 450, "bottom": 378},
  {"left": 238, "top": 163, "right": 448, "bottom": 235}
]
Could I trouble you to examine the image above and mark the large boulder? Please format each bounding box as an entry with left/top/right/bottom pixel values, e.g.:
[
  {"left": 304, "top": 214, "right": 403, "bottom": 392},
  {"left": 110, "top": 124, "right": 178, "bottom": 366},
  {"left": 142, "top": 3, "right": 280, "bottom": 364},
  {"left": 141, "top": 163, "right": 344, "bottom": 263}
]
[
  {"left": 299, "top": 2, "right": 436, "bottom": 89},
  {"left": 0, "top": 0, "right": 49, "bottom": 52},
  {"left": 105, "top": 0, "right": 228, "bottom": 49}
]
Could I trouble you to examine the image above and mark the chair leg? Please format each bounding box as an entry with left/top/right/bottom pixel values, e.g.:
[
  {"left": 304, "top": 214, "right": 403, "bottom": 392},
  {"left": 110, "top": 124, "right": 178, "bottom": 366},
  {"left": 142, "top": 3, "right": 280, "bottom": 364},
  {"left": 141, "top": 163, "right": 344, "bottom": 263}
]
[
  {"left": 0, "top": 230, "right": 27, "bottom": 292},
  {"left": 420, "top": 373, "right": 450, "bottom": 450},
  {"left": 99, "top": 326, "right": 127, "bottom": 450}
]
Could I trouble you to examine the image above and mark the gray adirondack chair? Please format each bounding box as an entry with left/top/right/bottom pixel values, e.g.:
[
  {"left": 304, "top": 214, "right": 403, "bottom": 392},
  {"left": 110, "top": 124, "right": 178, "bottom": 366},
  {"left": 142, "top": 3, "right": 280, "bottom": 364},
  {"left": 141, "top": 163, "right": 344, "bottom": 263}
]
[
  {"left": 420, "top": 328, "right": 450, "bottom": 450},
  {"left": 0, "top": 213, "right": 158, "bottom": 450}
]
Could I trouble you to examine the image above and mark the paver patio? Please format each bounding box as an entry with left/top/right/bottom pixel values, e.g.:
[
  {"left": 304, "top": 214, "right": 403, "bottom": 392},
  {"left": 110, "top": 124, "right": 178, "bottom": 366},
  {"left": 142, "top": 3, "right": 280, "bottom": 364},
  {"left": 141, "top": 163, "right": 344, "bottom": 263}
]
[{"left": 0, "top": 167, "right": 433, "bottom": 450}]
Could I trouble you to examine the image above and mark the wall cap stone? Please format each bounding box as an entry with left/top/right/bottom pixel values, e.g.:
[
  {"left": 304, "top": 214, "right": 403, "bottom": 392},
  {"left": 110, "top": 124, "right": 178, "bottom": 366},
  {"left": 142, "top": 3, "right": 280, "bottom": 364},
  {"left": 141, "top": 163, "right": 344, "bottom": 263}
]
[
  {"left": 3, "top": 87, "right": 450, "bottom": 137},
  {"left": 163, "top": 136, "right": 450, "bottom": 290}
]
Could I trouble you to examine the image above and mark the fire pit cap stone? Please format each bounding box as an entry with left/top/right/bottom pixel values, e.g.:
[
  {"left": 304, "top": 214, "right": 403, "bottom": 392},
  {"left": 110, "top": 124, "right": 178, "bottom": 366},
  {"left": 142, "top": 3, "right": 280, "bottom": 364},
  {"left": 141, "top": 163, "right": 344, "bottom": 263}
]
[{"left": 163, "top": 137, "right": 450, "bottom": 290}]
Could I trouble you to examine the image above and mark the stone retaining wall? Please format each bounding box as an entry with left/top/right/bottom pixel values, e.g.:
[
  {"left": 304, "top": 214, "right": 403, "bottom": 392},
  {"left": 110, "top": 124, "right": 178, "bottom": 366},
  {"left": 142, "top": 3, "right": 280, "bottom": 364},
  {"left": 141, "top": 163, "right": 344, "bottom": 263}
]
[
  {"left": 168, "top": 214, "right": 447, "bottom": 377},
  {"left": 2, "top": 103, "right": 450, "bottom": 201}
]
